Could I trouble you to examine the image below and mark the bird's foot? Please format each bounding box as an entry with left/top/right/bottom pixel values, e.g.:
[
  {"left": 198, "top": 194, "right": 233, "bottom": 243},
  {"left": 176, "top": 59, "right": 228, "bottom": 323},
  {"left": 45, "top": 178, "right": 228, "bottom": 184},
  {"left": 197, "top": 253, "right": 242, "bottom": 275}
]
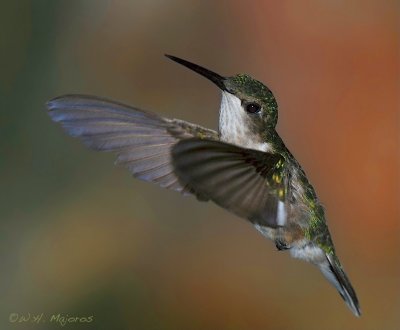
[{"left": 275, "top": 239, "right": 290, "bottom": 251}]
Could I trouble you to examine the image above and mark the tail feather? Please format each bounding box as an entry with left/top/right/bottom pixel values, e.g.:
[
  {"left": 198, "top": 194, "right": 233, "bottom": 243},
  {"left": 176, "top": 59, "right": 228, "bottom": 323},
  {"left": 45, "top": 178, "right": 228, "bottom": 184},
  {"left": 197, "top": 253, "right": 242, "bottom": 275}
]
[{"left": 319, "top": 254, "right": 361, "bottom": 317}]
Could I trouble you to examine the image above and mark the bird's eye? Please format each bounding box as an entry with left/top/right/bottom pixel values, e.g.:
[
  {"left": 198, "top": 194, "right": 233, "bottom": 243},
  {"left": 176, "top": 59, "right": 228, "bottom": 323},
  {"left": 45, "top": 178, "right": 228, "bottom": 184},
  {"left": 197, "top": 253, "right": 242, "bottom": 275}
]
[{"left": 245, "top": 102, "right": 261, "bottom": 114}]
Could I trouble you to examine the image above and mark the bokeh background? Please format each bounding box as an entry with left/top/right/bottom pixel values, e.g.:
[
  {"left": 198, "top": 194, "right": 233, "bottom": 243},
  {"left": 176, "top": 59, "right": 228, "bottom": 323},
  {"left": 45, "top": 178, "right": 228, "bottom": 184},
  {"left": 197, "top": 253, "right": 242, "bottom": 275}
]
[{"left": 1, "top": 1, "right": 399, "bottom": 329}]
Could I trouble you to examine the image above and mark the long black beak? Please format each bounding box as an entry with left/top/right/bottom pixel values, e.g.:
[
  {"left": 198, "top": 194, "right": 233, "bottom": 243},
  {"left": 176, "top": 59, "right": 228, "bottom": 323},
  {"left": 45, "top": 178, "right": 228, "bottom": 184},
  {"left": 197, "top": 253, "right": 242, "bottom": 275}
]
[{"left": 165, "top": 54, "right": 227, "bottom": 91}]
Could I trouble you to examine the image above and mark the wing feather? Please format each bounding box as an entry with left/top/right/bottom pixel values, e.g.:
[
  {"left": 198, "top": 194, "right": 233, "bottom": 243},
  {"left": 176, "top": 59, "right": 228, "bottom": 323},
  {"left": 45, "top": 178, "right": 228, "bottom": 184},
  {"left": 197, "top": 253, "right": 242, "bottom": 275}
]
[
  {"left": 47, "top": 94, "right": 218, "bottom": 196},
  {"left": 172, "top": 139, "right": 287, "bottom": 227}
]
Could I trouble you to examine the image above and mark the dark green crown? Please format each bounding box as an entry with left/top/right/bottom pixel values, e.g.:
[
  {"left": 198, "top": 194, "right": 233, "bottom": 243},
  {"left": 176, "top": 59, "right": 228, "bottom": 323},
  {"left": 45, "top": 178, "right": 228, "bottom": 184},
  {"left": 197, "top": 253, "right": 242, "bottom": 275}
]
[{"left": 226, "top": 74, "right": 278, "bottom": 127}]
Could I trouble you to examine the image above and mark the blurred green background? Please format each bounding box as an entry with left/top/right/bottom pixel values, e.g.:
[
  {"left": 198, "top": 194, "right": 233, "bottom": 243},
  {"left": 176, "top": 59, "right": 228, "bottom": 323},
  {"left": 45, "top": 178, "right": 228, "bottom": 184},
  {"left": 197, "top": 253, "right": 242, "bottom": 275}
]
[{"left": 1, "top": 1, "right": 399, "bottom": 329}]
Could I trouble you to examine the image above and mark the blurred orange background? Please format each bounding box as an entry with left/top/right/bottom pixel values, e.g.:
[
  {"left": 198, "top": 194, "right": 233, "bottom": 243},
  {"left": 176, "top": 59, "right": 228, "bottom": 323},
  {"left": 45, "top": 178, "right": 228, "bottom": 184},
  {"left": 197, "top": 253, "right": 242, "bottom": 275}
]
[{"left": 1, "top": 1, "right": 399, "bottom": 329}]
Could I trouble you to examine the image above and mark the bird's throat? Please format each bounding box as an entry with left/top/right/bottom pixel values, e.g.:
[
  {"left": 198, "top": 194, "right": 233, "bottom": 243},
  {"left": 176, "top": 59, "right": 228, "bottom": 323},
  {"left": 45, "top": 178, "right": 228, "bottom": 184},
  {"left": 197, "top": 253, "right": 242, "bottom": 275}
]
[{"left": 218, "top": 92, "right": 272, "bottom": 152}]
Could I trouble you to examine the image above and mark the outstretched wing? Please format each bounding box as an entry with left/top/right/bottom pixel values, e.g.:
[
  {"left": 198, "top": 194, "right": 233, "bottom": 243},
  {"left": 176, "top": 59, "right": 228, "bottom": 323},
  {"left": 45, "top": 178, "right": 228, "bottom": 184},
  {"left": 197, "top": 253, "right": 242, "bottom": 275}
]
[
  {"left": 47, "top": 95, "right": 218, "bottom": 197},
  {"left": 172, "top": 138, "right": 288, "bottom": 228}
]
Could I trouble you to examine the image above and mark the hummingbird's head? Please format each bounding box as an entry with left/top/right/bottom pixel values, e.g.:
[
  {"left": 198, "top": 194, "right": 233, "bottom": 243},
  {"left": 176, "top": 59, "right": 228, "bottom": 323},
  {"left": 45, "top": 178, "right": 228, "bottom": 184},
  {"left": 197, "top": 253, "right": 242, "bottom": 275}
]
[
  {"left": 223, "top": 73, "right": 278, "bottom": 128},
  {"left": 166, "top": 55, "right": 278, "bottom": 150}
]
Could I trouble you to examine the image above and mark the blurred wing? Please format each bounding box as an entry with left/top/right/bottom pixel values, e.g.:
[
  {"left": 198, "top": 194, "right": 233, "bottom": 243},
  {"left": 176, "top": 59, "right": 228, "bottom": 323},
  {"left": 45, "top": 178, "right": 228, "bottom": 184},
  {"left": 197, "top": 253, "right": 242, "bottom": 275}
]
[
  {"left": 47, "top": 95, "right": 218, "bottom": 197},
  {"left": 172, "top": 138, "right": 287, "bottom": 227}
]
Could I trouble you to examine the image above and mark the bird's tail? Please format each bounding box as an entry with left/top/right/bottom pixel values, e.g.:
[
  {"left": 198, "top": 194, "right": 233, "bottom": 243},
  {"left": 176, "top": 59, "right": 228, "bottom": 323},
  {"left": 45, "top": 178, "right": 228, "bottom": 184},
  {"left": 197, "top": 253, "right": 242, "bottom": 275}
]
[{"left": 319, "top": 253, "right": 361, "bottom": 317}]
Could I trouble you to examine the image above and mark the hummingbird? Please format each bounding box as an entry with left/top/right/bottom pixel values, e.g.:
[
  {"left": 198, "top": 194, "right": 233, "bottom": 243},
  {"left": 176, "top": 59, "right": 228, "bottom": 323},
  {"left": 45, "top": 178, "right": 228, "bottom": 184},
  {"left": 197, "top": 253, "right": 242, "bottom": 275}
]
[{"left": 46, "top": 55, "right": 361, "bottom": 317}]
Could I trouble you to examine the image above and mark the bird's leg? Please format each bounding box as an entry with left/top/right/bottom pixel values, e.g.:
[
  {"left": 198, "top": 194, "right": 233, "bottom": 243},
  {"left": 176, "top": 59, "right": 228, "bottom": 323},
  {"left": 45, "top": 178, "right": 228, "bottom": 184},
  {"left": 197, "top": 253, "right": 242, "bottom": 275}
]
[
  {"left": 275, "top": 238, "right": 290, "bottom": 251},
  {"left": 274, "top": 224, "right": 305, "bottom": 251},
  {"left": 275, "top": 227, "right": 290, "bottom": 251}
]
